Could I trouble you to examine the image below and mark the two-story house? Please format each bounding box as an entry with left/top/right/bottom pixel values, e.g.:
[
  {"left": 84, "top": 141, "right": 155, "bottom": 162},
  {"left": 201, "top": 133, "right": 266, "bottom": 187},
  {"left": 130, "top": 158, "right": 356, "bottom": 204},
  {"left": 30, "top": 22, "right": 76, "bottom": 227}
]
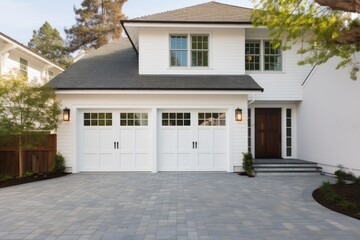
[
  {"left": 50, "top": 2, "right": 359, "bottom": 176},
  {"left": 0, "top": 32, "right": 64, "bottom": 83}
]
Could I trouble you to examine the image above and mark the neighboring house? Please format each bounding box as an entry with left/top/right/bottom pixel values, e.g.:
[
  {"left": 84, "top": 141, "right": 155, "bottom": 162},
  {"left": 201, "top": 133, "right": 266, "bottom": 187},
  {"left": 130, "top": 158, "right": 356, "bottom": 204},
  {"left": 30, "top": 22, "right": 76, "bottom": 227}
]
[
  {"left": 50, "top": 2, "right": 359, "bottom": 175},
  {"left": 0, "top": 32, "right": 64, "bottom": 83}
]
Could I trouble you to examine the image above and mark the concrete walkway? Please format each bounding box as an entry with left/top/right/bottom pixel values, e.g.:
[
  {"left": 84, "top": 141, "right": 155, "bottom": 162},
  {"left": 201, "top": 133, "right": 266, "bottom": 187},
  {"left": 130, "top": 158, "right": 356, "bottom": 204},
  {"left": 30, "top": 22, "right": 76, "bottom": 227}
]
[{"left": 0, "top": 173, "right": 359, "bottom": 240}]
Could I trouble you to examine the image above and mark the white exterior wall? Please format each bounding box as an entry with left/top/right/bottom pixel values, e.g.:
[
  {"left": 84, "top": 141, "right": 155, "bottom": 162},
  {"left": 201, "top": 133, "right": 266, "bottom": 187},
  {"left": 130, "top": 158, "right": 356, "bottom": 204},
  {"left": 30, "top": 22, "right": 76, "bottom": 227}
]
[
  {"left": 139, "top": 27, "right": 245, "bottom": 75},
  {"left": 297, "top": 57, "right": 360, "bottom": 176},
  {"left": 56, "top": 93, "right": 249, "bottom": 172},
  {"left": 245, "top": 29, "right": 313, "bottom": 101},
  {"left": 0, "top": 39, "right": 62, "bottom": 83}
]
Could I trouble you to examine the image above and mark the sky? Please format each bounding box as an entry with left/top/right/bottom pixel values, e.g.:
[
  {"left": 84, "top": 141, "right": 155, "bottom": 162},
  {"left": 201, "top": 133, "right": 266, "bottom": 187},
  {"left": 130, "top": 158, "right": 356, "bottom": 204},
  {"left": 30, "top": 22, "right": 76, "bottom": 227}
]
[{"left": 0, "top": 0, "right": 253, "bottom": 45}]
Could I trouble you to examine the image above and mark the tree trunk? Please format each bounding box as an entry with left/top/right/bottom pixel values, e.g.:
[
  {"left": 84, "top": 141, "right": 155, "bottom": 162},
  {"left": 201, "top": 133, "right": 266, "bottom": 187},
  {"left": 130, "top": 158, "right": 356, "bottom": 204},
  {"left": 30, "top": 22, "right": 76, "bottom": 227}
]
[
  {"left": 18, "top": 137, "right": 24, "bottom": 177},
  {"left": 335, "top": 26, "right": 360, "bottom": 44},
  {"left": 315, "top": 0, "right": 360, "bottom": 13}
]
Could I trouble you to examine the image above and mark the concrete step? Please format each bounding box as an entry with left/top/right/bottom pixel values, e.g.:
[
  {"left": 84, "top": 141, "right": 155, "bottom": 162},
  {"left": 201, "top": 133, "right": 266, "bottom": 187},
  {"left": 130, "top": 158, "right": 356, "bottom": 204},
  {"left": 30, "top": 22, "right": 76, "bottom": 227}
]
[
  {"left": 255, "top": 171, "right": 322, "bottom": 176},
  {"left": 254, "top": 167, "right": 321, "bottom": 172},
  {"left": 253, "top": 163, "right": 318, "bottom": 168}
]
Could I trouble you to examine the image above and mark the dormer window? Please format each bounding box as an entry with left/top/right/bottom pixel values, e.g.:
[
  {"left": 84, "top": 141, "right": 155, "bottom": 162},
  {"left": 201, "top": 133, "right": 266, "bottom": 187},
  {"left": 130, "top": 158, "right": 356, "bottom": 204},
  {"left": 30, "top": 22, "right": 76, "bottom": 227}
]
[
  {"left": 170, "top": 35, "right": 188, "bottom": 67},
  {"left": 169, "top": 34, "right": 209, "bottom": 68}
]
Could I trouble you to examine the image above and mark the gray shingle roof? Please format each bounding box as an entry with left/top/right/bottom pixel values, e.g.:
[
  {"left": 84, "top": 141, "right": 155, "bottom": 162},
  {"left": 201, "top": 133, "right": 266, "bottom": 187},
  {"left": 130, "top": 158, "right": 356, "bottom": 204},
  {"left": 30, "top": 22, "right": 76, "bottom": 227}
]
[
  {"left": 49, "top": 38, "right": 262, "bottom": 91},
  {"left": 130, "top": 2, "right": 252, "bottom": 22}
]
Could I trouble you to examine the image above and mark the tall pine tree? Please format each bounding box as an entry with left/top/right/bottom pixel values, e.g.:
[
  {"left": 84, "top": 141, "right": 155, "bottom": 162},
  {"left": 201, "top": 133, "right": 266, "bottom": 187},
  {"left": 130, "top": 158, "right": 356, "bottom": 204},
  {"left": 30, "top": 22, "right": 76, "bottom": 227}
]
[
  {"left": 28, "top": 21, "right": 73, "bottom": 68},
  {"left": 65, "top": 0, "right": 127, "bottom": 52}
]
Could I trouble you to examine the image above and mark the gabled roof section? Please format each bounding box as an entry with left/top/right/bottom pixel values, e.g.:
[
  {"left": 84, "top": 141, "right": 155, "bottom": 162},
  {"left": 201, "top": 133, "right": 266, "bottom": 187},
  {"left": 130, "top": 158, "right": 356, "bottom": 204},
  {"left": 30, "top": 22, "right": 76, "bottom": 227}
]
[
  {"left": 129, "top": 1, "right": 252, "bottom": 23},
  {"left": 50, "top": 38, "right": 263, "bottom": 92},
  {"left": 0, "top": 32, "right": 64, "bottom": 71}
]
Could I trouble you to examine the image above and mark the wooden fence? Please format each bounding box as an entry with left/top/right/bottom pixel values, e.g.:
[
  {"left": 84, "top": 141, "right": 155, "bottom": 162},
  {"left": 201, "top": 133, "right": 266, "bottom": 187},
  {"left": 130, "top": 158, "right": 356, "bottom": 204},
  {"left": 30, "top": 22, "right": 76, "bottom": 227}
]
[{"left": 0, "top": 134, "right": 57, "bottom": 176}]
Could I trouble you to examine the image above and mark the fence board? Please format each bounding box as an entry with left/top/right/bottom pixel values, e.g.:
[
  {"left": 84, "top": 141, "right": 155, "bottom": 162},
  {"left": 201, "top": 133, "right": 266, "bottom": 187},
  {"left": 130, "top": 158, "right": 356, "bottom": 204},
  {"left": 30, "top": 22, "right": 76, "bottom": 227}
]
[{"left": 0, "top": 134, "right": 57, "bottom": 176}]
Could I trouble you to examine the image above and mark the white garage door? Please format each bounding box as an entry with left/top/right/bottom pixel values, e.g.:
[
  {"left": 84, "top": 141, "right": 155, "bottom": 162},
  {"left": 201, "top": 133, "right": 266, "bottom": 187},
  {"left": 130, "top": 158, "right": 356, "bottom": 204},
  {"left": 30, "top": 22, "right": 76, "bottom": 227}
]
[
  {"left": 159, "top": 111, "right": 228, "bottom": 171},
  {"left": 82, "top": 111, "right": 150, "bottom": 171}
]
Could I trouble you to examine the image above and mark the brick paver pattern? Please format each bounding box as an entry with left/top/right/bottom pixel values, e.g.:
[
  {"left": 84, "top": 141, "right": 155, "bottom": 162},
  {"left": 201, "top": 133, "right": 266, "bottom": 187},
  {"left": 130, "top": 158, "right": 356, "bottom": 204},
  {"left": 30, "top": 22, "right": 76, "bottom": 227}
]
[{"left": 0, "top": 172, "right": 359, "bottom": 240}]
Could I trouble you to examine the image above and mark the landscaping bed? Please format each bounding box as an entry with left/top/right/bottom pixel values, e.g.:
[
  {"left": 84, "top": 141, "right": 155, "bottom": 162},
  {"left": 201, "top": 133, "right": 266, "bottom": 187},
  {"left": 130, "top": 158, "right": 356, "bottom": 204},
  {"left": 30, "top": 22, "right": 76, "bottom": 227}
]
[
  {"left": 313, "top": 183, "right": 360, "bottom": 220},
  {"left": 0, "top": 173, "right": 70, "bottom": 189}
]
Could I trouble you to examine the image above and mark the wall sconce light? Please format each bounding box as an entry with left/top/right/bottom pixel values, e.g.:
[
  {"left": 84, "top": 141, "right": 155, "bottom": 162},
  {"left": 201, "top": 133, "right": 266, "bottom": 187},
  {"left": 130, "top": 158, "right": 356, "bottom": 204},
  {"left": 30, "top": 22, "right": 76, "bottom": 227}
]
[
  {"left": 235, "top": 108, "right": 242, "bottom": 121},
  {"left": 246, "top": 55, "right": 253, "bottom": 62},
  {"left": 63, "top": 108, "right": 70, "bottom": 121}
]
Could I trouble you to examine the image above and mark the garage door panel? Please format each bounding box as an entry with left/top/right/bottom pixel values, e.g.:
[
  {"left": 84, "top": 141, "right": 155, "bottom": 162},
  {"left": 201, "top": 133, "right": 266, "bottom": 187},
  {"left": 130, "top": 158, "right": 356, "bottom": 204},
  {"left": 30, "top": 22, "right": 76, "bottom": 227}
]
[
  {"left": 119, "top": 129, "right": 134, "bottom": 152},
  {"left": 99, "top": 129, "right": 114, "bottom": 152},
  {"left": 198, "top": 153, "right": 212, "bottom": 169},
  {"left": 177, "top": 129, "right": 192, "bottom": 153},
  {"left": 100, "top": 153, "right": 115, "bottom": 169},
  {"left": 178, "top": 153, "right": 192, "bottom": 169},
  {"left": 160, "top": 129, "right": 177, "bottom": 152},
  {"left": 159, "top": 154, "right": 177, "bottom": 170},
  {"left": 84, "top": 130, "right": 99, "bottom": 152},
  {"left": 135, "top": 154, "right": 149, "bottom": 169},
  {"left": 213, "top": 129, "right": 227, "bottom": 152},
  {"left": 84, "top": 153, "right": 99, "bottom": 169},
  {"left": 120, "top": 153, "right": 134, "bottom": 169},
  {"left": 214, "top": 154, "right": 227, "bottom": 169},
  {"left": 197, "top": 129, "right": 212, "bottom": 152},
  {"left": 135, "top": 129, "right": 149, "bottom": 152}
]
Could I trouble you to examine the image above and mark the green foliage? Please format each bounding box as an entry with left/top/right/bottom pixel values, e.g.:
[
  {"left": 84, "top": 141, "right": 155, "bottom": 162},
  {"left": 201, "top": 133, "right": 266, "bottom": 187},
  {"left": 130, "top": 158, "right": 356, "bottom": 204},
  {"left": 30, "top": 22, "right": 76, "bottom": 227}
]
[
  {"left": 336, "top": 177, "right": 346, "bottom": 185},
  {"left": 65, "top": 0, "right": 128, "bottom": 52},
  {"left": 0, "top": 73, "right": 61, "bottom": 176},
  {"left": 28, "top": 21, "right": 73, "bottom": 68},
  {"left": 0, "top": 175, "right": 14, "bottom": 181},
  {"left": 24, "top": 171, "right": 34, "bottom": 177},
  {"left": 0, "top": 73, "right": 61, "bottom": 139},
  {"left": 252, "top": 0, "right": 360, "bottom": 80},
  {"left": 53, "top": 153, "right": 66, "bottom": 174},
  {"left": 242, "top": 152, "right": 255, "bottom": 177},
  {"left": 353, "top": 177, "right": 360, "bottom": 185},
  {"left": 320, "top": 181, "right": 359, "bottom": 212}
]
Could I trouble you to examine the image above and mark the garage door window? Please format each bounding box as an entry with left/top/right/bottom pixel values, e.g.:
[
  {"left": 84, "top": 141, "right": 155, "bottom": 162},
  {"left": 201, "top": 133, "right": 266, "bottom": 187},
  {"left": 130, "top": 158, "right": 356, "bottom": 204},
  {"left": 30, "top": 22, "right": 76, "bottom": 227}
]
[
  {"left": 198, "top": 112, "right": 226, "bottom": 126},
  {"left": 84, "top": 113, "right": 112, "bottom": 126},
  {"left": 120, "top": 113, "right": 148, "bottom": 126},
  {"left": 162, "top": 112, "right": 190, "bottom": 126}
]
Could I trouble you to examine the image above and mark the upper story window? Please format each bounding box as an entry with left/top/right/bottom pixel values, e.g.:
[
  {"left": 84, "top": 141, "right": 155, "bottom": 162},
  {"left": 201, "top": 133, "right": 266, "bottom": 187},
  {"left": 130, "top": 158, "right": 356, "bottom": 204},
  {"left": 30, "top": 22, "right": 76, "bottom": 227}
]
[
  {"left": 20, "top": 58, "right": 28, "bottom": 77},
  {"left": 191, "top": 35, "right": 208, "bottom": 67},
  {"left": 245, "top": 40, "right": 282, "bottom": 71},
  {"left": 48, "top": 70, "right": 54, "bottom": 80},
  {"left": 170, "top": 35, "right": 188, "bottom": 67},
  {"left": 169, "top": 34, "right": 209, "bottom": 68}
]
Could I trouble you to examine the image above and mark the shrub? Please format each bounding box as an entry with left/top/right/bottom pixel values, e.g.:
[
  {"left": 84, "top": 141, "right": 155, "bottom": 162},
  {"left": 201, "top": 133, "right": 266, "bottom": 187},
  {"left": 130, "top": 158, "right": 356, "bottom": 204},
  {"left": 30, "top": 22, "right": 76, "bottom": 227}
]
[
  {"left": 0, "top": 175, "right": 13, "bottom": 181},
  {"left": 53, "top": 153, "right": 65, "bottom": 174},
  {"left": 24, "top": 171, "right": 34, "bottom": 177},
  {"left": 353, "top": 177, "right": 360, "bottom": 185},
  {"left": 336, "top": 177, "right": 346, "bottom": 185},
  {"left": 339, "top": 201, "right": 358, "bottom": 212},
  {"left": 242, "top": 152, "right": 255, "bottom": 177},
  {"left": 334, "top": 165, "right": 347, "bottom": 179}
]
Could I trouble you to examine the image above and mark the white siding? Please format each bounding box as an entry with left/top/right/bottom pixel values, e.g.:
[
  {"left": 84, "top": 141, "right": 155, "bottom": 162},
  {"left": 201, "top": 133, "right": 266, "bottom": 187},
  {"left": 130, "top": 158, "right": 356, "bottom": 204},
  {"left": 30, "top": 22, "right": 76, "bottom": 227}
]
[
  {"left": 297, "top": 56, "right": 360, "bottom": 176},
  {"left": 0, "top": 39, "right": 62, "bottom": 83},
  {"left": 57, "top": 93, "right": 248, "bottom": 172},
  {"left": 245, "top": 29, "right": 313, "bottom": 101},
  {"left": 139, "top": 27, "right": 245, "bottom": 75}
]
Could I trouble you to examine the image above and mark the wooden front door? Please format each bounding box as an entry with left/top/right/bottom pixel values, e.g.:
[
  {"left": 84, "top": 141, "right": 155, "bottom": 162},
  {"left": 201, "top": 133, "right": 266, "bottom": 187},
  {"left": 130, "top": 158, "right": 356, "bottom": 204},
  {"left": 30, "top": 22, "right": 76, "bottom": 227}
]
[{"left": 255, "top": 108, "right": 281, "bottom": 158}]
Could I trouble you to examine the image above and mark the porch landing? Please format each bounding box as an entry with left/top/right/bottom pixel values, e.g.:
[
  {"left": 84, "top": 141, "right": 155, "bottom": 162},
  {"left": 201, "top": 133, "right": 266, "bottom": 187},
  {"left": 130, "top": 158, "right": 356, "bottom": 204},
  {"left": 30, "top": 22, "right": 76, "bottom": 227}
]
[{"left": 254, "top": 159, "right": 323, "bottom": 176}]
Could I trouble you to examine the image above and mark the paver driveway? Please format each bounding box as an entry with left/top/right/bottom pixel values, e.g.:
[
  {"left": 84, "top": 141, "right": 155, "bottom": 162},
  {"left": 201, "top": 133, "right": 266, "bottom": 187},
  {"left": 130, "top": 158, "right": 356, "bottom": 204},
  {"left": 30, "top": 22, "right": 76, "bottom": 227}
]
[{"left": 0, "top": 173, "right": 359, "bottom": 240}]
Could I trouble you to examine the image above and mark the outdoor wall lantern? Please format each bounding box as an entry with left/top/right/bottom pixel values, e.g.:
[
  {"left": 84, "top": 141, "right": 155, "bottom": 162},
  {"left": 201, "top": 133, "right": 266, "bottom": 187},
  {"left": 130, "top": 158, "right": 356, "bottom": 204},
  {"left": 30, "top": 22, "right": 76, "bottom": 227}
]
[
  {"left": 235, "top": 108, "right": 242, "bottom": 121},
  {"left": 63, "top": 108, "right": 70, "bottom": 121}
]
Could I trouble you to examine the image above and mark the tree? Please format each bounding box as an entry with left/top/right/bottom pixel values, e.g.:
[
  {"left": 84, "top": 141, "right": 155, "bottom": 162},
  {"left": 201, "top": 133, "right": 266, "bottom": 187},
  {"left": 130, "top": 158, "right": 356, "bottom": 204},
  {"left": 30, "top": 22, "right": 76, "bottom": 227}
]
[
  {"left": 65, "top": 0, "right": 127, "bottom": 52},
  {"left": 0, "top": 73, "right": 61, "bottom": 177},
  {"left": 28, "top": 21, "right": 73, "bottom": 68},
  {"left": 252, "top": 0, "right": 360, "bottom": 80}
]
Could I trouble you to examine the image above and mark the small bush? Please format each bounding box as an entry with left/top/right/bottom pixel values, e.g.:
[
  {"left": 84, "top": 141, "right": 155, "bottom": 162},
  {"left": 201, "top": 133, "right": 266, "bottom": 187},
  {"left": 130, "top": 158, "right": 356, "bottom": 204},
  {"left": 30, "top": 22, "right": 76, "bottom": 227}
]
[
  {"left": 24, "top": 171, "right": 34, "bottom": 177},
  {"left": 339, "top": 201, "right": 358, "bottom": 212},
  {"left": 320, "top": 181, "right": 342, "bottom": 204},
  {"left": 53, "top": 153, "right": 66, "bottom": 174},
  {"left": 353, "top": 177, "right": 360, "bottom": 185},
  {"left": 0, "top": 175, "right": 13, "bottom": 181},
  {"left": 242, "top": 152, "right": 254, "bottom": 177},
  {"left": 336, "top": 177, "right": 346, "bottom": 185}
]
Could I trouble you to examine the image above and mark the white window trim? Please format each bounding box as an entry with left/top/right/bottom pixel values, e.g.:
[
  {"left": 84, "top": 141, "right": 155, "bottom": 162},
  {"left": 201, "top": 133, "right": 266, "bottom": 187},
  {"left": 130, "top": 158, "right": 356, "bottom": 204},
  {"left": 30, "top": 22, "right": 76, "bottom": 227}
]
[
  {"left": 168, "top": 33, "right": 211, "bottom": 69},
  {"left": 245, "top": 39, "right": 284, "bottom": 73}
]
